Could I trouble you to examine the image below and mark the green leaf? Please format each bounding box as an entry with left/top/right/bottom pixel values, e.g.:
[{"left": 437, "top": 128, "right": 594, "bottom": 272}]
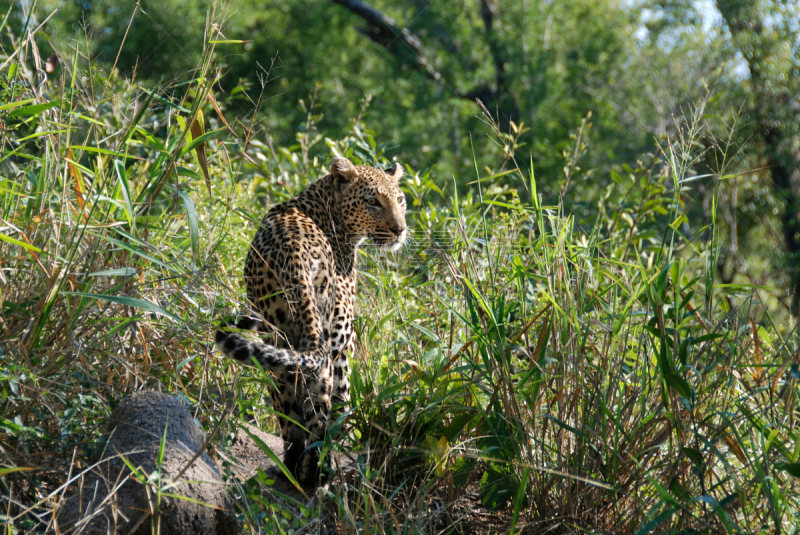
[
  {"left": 159, "top": 493, "right": 221, "bottom": 509},
  {"left": 8, "top": 100, "right": 61, "bottom": 118},
  {"left": 678, "top": 338, "right": 690, "bottom": 366},
  {"left": 678, "top": 290, "right": 695, "bottom": 310},
  {"left": 669, "top": 479, "right": 691, "bottom": 501},
  {"left": 14, "top": 129, "right": 67, "bottom": 143},
  {"left": 509, "top": 466, "right": 530, "bottom": 535},
  {"left": 0, "top": 232, "right": 42, "bottom": 252},
  {"left": 645, "top": 316, "right": 661, "bottom": 337},
  {"left": 656, "top": 337, "right": 671, "bottom": 377},
  {"left": 134, "top": 126, "right": 168, "bottom": 153},
  {"left": 242, "top": 426, "right": 303, "bottom": 491},
  {"left": 683, "top": 447, "right": 703, "bottom": 468},
  {"left": 178, "top": 191, "right": 199, "bottom": 260},
  {"left": 664, "top": 373, "right": 692, "bottom": 400},
  {"left": 715, "top": 283, "right": 773, "bottom": 292},
  {"left": 157, "top": 416, "right": 169, "bottom": 469},
  {"left": 140, "top": 89, "right": 191, "bottom": 113},
  {"left": 613, "top": 282, "right": 646, "bottom": 336},
  {"left": 177, "top": 127, "right": 225, "bottom": 159},
  {"left": 693, "top": 496, "right": 740, "bottom": 533},
  {"left": 694, "top": 333, "right": 722, "bottom": 344},
  {"left": 0, "top": 98, "right": 35, "bottom": 112},
  {"left": 634, "top": 507, "right": 676, "bottom": 535},
  {"left": 70, "top": 145, "right": 126, "bottom": 158},
  {"left": 114, "top": 160, "right": 135, "bottom": 226},
  {"left": 442, "top": 412, "right": 474, "bottom": 442},
  {"left": 425, "top": 435, "right": 450, "bottom": 476},
  {"left": 118, "top": 455, "right": 148, "bottom": 484},
  {"left": 378, "top": 352, "right": 389, "bottom": 385},
  {"left": 0, "top": 466, "right": 34, "bottom": 476},
  {"left": 653, "top": 263, "right": 670, "bottom": 304},
  {"left": 646, "top": 475, "right": 681, "bottom": 508},
  {"left": 481, "top": 199, "right": 520, "bottom": 210},
  {"left": 64, "top": 292, "right": 182, "bottom": 323},
  {"left": 451, "top": 457, "right": 476, "bottom": 490},
  {"left": 88, "top": 268, "right": 136, "bottom": 277},
  {"left": 471, "top": 168, "right": 518, "bottom": 183},
  {"left": 92, "top": 233, "right": 180, "bottom": 273},
  {"left": 480, "top": 464, "right": 516, "bottom": 511},
  {"left": 775, "top": 462, "right": 800, "bottom": 478},
  {"left": 0, "top": 4, "right": 12, "bottom": 36},
  {"left": 545, "top": 415, "right": 589, "bottom": 441},
  {"left": 177, "top": 166, "right": 204, "bottom": 180},
  {"left": 177, "top": 356, "right": 196, "bottom": 370},
  {"left": 408, "top": 322, "right": 441, "bottom": 344}
]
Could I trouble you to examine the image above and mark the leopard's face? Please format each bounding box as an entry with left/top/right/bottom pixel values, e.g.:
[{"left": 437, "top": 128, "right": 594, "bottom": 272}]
[{"left": 331, "top": 158, "right": 408, "bottom": 252}]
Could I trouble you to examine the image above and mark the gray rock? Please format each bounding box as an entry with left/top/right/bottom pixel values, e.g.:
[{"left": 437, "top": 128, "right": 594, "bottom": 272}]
[
  {"left": 227, "top": 421, "right": 284, "bottom": 481},
  {"left": 225, "top": 422, "right": 305, "bottom": 497},
  {"left": 224, "top": 421, "right": 353, "bottom": 498},
  {"left": 53, "top": 391, "right": 238, "bottom": 535}
]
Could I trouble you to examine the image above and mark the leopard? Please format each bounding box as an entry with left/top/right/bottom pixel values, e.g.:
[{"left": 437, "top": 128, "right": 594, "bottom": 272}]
[{"left": 215, "top": 156, "right": 407, "bottom": 485}]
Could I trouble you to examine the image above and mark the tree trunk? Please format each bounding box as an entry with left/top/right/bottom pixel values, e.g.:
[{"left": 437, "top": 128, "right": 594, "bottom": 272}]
[{"left": 716, "top": 0, "right": 800, "bottom": 315}]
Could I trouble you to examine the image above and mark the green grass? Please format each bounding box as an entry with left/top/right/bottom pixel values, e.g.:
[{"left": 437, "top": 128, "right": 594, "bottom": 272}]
[{"left": 1, "top": 6, "right": 799, "bottom": 534}]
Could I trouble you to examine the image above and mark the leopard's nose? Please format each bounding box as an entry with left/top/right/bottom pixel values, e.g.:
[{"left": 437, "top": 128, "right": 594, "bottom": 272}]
[{"left": 391, "top": 225, "right": 406, "bottom": 236}]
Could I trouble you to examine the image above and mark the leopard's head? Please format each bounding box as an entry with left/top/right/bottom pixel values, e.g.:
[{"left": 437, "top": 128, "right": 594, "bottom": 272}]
[{"left": 330, "top": 157, "right": 408, "bottom": 252}]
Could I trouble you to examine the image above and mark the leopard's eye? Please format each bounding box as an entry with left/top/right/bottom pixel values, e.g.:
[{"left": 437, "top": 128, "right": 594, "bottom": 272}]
[
  {"left": 397, "top": 196, "right": 405, "bottom": 204},
  {"left": 366, "top": 197, "right": 380, "bottom": 207}
]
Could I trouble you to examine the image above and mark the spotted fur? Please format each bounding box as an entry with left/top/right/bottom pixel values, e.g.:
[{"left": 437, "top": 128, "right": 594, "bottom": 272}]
[{"left": 215, "top": 157, "right": 407, "bottom": 484}]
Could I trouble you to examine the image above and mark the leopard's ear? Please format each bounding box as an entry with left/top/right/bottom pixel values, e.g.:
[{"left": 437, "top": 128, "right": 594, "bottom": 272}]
[
  {"left": 330, "top": 157, "right": 357, "bottom": 189},
  {"left": 385, "top": 162, "right": 404, "bottom": 183}
]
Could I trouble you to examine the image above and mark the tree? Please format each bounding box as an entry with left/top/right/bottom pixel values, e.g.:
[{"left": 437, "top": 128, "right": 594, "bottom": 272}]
[
  {"left": 325, "top": 0, "right": 663, "bottom": 189},
  {"left": 9, "top": 0, "right": 727, "bottom": 200},
  {"left": 331, "top": 0, "right": 518, "bottom": 130},
  {"left": 715, "top": 0, "right": 800, "bottom": 314}
]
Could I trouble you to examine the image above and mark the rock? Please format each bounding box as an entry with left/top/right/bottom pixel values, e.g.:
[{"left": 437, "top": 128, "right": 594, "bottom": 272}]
[
  {"left": 227, "top": 421, "right": 284, "bottom": 481},
  {"left": 224, "top": 422, "right": 306, "bottom": 497},
  {"left": 53, "top": 391, "right": 238, "bottom": 535},
  {"left": 223, "top": 421, "right": 354, "bottom": 497}
]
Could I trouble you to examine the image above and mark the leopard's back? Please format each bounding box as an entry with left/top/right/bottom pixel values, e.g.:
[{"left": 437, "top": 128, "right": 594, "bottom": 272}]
[{"left": 217, "top": 157, "right": 408, "bottom": 485}]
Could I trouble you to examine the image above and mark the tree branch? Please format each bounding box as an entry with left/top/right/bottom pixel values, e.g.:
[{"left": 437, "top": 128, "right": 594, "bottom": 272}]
[
  {"left": 331, "top": 0, "right": 442, "bottom": 83},
  {"left": 330, "top": 0, "right": 520, "bottom": 129}
]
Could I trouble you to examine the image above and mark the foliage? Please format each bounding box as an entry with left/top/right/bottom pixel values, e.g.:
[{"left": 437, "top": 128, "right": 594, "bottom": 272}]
[
  {"left": 0, "top": 2, "right": 799, "bottom": 534},
  {"left": 4, "top": 0, "right": 795, "bottom": 310},
  {"left": 0, "top": 0, "right": 711, "bottom": 183}
]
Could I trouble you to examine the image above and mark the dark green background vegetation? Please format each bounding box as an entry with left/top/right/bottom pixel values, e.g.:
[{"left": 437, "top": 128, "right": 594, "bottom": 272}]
[{"left": 5, "top": 0, "right": 797, "bottom": 309}]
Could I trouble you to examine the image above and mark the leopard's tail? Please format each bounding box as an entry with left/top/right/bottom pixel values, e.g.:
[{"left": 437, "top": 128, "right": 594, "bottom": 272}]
[{"left": 214, "top": 321, "right": 324, "bottom": 372}]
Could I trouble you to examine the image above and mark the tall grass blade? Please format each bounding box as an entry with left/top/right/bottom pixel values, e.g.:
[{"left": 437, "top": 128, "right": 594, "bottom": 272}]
[
  {"left": 178, "top": 191, "right": 199, "bottom": 260},
  {"left": 114, "top": 159, "right": 135, "bottom": 228},
  {"left": 64, "top": 292, "right": 182, "bottom": 323}
]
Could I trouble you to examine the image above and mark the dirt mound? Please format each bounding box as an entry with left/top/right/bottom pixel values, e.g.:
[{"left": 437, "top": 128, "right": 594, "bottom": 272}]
[{"left": 53, "top": 391, "right": 238, "bottom": 535}]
